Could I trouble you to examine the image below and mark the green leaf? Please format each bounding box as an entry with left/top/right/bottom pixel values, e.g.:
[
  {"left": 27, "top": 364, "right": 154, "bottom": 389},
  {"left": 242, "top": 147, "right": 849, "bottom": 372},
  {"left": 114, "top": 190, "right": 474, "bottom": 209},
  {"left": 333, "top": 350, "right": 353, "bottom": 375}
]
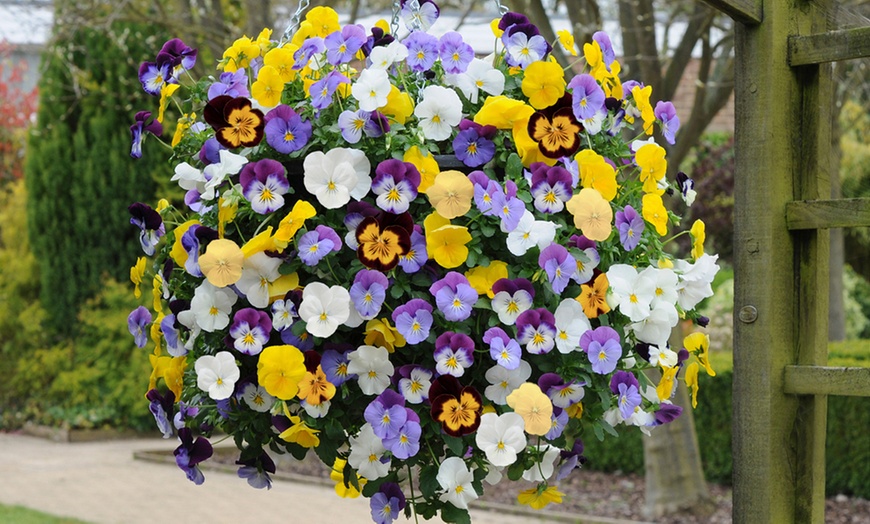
[
  {"left": 443, "top": 434, "right": 465, "bottom": 456},
  {"left": 507, "top": 459, "right": 525, "bottom": 481},
  {"left": 506, "top": 153, "right": 523, "bottom": 179},
  {"left": 593, "top": 422, "right": 605, "bottom": 441},
  {"left": 601, "top": 418, "right": 619, "bottom": 437},
  {"left": 441, "top": 504, "right": 472, "bottom": 524},
  {"left": 419, "top": 465, "right": 440, "bottom": 498}
]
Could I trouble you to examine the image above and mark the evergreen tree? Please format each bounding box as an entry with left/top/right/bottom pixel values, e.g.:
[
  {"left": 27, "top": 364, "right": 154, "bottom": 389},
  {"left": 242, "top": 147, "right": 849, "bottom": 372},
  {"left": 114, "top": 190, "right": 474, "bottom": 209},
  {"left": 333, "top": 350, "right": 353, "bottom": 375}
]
[{"left": 26, "top": 6, "right": 169, "bottom": 337}]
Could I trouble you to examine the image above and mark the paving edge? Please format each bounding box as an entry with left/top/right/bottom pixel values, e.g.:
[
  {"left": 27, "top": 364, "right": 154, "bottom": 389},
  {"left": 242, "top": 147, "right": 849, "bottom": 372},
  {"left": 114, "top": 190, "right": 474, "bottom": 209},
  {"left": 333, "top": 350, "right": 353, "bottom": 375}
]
[{"left": 134, "top": 449, "right": 654, "bottom": 524}]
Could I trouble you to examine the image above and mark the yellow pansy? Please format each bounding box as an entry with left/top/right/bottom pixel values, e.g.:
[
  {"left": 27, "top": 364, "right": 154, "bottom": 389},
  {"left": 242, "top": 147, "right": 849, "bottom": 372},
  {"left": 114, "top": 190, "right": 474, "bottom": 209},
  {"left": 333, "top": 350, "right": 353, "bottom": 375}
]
[
  {"left": 427, "top": 170, "right": 473, "bottom": 219},
  {"left": 157, "top": 83, "right": 179, "bottom": 124},
  {"left": 171, "top": 112, "right": 196, "bottom": 147},
  {"left": 490, "top": 18, "right": 503, "bottom": 38},
  {"left": 506, "top": 383, "right": 553, "bottom": 435},
  {"left": 632, "top": 85, "right": 655, "bottom": 135},
  {"left": 221, "top": 36, "right": 260, "bottom": 72},
  {"left": 152, "top": 274, "right": 164, "bottom": 314},
  {"left": 130, "top": 257, "right": 146, "bottom": 299},
  {"left": 635, "top": 143, "right": 667, "bottom": 194},
  {"left": 691, "top": 219, "right": 706, "bottom": 260},
  {"left": 252, "top": 65, "right": 285, "bottom": 107},
  {"left": 641, "top": 193, "right": 669, "bottom": 236},
  {"left": 255, "top": 28, "right": 273, "bottom": 54},
  {"left": 258, "top": 345, "right": 307, "bottom": 400},
  {"left": 557, "top": 29, "right": 577, "bottom": 56},
  {"left": 521, "top": 60, "right": 566, "bottom": 109},
  {"left": 381, "top": 85, "right": 414, "bottom": 125},
  {"left": 305, "top": 6, "right": 340, "bottom": 37},
  {"left": 264, "top": 45, "right": 298, "bottom": 82},
  {"left": 685, "top": 362, "right": 700, "bottom": 408},
  {"left": 274, "top": 200, "right": 317, "bottom": 250},
  {"left": 566, "top": 188, "right": 613, "bottom": 241},
  {"left": 512, "top": 118, "right": 558, "bottom": 168},
  {"left": 656, "top": 365, "right": 679, "bottom": 401},
  {"left": 279, "top": 403, "right": 321, "bottom": 448},
  {"left": 465, "top": 261, "right": 508, "bottom": 298},
  {"left": 517, "top": 485, "right": 565, "bottom": 510},
  {"left": 685, "top": 331, "right": 715, "bottom": 377},
  {"left": 364, "top": 318, "right": 406, "bottom": 353},
  {"left": 404, "top": 146, "right": 439, "bottom": 193},
  {"left": 241, "top": 227, "right": 276, "bottom": 258},
  {"left": 199, "top": 238, "right": 244, "bottom": 288},
  {"left": 473, "top": 96, "right": 534, "bottom": 130},
  {"left": 576, "top": 150, "right": 618, "bottom": 201},
  {"left": 426, "top": 225, "right": 472, "bottom": 269},
  {"left": 331, "top": 458, "right": 366, "bottom": 498}
]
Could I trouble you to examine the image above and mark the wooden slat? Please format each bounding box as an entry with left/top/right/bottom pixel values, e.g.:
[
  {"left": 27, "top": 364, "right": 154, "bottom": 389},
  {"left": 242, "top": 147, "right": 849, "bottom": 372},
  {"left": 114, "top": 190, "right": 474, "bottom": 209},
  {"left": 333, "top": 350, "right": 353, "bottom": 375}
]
[
  {"left": 701, "top": 0, "right": 762, "bottom": 25},
  {"left": 786, "top": 198, "right": 870, "bottom": 230},
  {"left": 784, "top": 366, "right": 870, "bottom": 397},
  {"left": 789, "top": 26, "right": 870, "bottom": 66}
]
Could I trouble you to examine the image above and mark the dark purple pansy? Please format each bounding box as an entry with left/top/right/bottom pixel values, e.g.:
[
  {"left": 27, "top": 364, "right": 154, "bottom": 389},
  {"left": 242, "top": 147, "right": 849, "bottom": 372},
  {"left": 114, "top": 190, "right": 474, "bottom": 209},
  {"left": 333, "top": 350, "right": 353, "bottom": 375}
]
[
  {"left": 130, "top": 111, "right": 163, "bottom": 159},
  {"left": 239, "top": 158, "right": 290, "bottom": 214},
  {"left": 146, "top": 388, "right": 175, "bottom": 438},
  {"left": 236, "top": 451, "right": 276, "bottom": 490},
  {"left": 138, "top": 61, "right": 172, "bottom": 96},
  {"left": 264, "top": 104, "right": 312, "bottom": 154},
  {"left": 655, "top": 101, "right": 680, "bottom": 145},
  {"left": 156, "top": 38, "right": 198, "bottom": 76},
  {"left": 174, "top": 428, "right": 213, "bottom": 485},
  {"left": 208, "top": 70, "right": 250, "bottom": 100},
  {"left": 128, "top": 202, "right": 165, "bottom": 256}
]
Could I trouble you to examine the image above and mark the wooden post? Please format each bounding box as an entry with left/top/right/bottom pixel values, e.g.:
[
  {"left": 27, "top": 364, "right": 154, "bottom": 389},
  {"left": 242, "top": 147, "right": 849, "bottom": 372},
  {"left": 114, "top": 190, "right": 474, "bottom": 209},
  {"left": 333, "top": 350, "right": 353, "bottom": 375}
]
[{"left": 732, "top": 0, "right": 832, "bottom": 522}]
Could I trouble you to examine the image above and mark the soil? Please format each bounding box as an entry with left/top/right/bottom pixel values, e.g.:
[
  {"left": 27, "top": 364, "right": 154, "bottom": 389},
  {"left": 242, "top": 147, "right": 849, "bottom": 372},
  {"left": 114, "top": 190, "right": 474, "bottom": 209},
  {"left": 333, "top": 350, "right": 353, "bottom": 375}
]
[{"left": 212, "top": 448, "right": 870, "bottom": 523}]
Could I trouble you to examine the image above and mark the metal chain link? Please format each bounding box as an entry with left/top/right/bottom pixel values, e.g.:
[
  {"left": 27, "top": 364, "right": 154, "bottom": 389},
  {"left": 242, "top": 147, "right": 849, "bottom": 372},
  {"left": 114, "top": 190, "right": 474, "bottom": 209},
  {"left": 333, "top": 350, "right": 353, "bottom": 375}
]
[
  {"left": 493, "top": 0, "right": 508, "bottom": 15},
  {"left": 390, "top": 0, "right": 402, "bottom": 36},
  {"left": 282, "top": 0, "right": 311, "bottom": 42}
]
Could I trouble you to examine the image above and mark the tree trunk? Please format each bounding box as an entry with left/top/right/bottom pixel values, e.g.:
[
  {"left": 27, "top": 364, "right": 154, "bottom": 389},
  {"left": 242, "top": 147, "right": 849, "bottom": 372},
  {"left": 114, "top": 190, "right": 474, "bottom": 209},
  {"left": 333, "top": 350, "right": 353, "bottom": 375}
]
[
  {"left": 245, "top": 0, "right": 272, "bottom": 38},
  {"left": 642, "top": 325, "right": 713, "bottom": 518}
]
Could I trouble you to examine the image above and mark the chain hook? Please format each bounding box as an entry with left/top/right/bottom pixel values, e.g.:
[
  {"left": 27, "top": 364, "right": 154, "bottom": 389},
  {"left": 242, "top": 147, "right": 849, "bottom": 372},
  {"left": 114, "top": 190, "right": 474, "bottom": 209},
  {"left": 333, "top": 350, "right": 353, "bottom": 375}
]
[{"left": 282, "top": 0, "right": 311, "bottom": 42}]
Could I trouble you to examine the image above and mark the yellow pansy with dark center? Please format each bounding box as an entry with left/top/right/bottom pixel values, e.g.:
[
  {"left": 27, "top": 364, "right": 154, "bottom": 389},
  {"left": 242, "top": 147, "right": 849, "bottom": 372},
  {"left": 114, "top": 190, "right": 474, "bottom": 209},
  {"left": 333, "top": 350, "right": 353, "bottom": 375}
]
[
  {"left": 203, "top": 95, "right": 265, "bottom": 149},
  {"left": 429, "top": 375, "right": 483, "bottom": 437},
  {"left": 297, "top": 365, "right": 336, "bottom": 405},
  {"left": 577, "top": 271, "right": 611, "bottom": 318},
  {"left": 355, "top": 213, "right": 413, "bottom": 272},
  {"left": 526, "top": 95, "right": 583, "bottom": 159}
]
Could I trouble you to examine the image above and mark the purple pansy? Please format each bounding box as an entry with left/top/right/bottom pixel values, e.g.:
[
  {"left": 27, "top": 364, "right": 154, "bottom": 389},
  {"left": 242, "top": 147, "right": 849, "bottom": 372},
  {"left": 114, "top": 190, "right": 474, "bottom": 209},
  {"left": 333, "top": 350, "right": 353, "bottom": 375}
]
[
  {"left": 362, "top": 26, "right": 395, "bottom": 57},
  {"left": 199, "top": 137, "right": 225, "bottom": 165},
  {"left": 471, "top": 173, "right": 501, "bottom": 216},
  {"left": 364, "top": 389, "right": 407, "bottom": 439},
  {"left": 228, "top": 308, "right": 272, "bottom": 355},
  {"left": 593, "top": 31, "right": 615, "bottom": 69},
  {"left": 538, "top": 372, "right": 585, "bottom": 409},
  {"left": 401, "top": 0, "right": 440, "bottom": 30},
  {"left": 453, "top": 125, "right": 495, "bottom": 167},
  {"left": 236, "top": 452, "right": 276, "bottom": 490},
  {"left": 128, "top": 202, "right": 165, "bottom": 256},
  {"left": 370, "top": 483, "right": 407, "bottom": 524},
  {"left": 128, "top": 306, "right": 152, "bottom": 348},
  {"left": 392, "top": 298, "right": 434, "bottom": 344},
  {"left": 430, "top": 272, "right": 477, "bottom": 322},
  {"left": 676, "top": 171, "right": 696, "bottom": 206},
  {"left": 539, "top": 243, "right": 575, "bottom": 294},
  {"left": 161, "top": 314, "right": 186, "bottom": 357},
  {"left": 398, "top": 226, "right": 428, "bottom": 273},
  {"left": 130, "top": 111, "right": 163, "bottom": 159},
  {"left": 264, "top": 104, "right": 312, "bottom": 154},
  {"left": 146, "top": 388, "right": 175, "bottom": 438},
  {"left": 580, "top": 326, "right": 622, "bottom": 374},
  {"left": 567, "top": 73, "right": 606, "bottom": 121},
  {"left": 617, "top": 381, "right": 642, "bottom": 420},
  {"left": 324, "top": 24, "right": 367, "bottom": 65},
  {"left": 383, "top": 412, "right": 421, "bottom": 460},
  {"left": 174, "top": 428, "right": 213, "bottom": 485},
  {"left": 654, "top": 403, "right": 683, "bottom": 425},
  {"left": 491, "top": 184, "right": 525, "bottom": 232},
  {"left": 293, "top": 37, "right": 326, "bottom": 70},
  {"left": 434, "top": 331, "right": 475, "bottom": 377},
  {"left": 615, "top": 205, "right": 644, "bottom": 251},
  {"left": 404, "top": 30, "right": 439, "bottom": 72},
  {"left": 338, "top": 109, "right": 371, "bottom": 144},
  {"left": 502, "top": 23, "right": 551, "bottom": 69},
  {"left": 528, "top": 162, "right": 573, "bottom": 213},
  {"left": 138, "top": 60, "right": 172, "bottom": 96},
  {"left": 546, "top": 408, "right": 569, "bottom": 440},
  {"left": 567, "top": 234, "right": 600, "bottom": 285},
  {"left": 298, "top": 225, "right": 342, "bottom": 266},
  {"left": 483, "top": 327, "right": 522, "bottom": 370},
  {"left": 491, "top": 277, "right": 535, "bottom": 325},
  {"left": 655, "top": 101, "right": 681, "bottom": 145},
  {"left": 350, "top": 269, "right": 389, "bottom": 319},
  {"left": 516, "top": 308, "right": 557, "bottom": 355},
  {"left": 208, "top": 70, "right": 250, "bottom": 100},
  {"left": 280, "top": 322, "right": 315, "bottom": 350},
  {"left": 371, "top": 159, "right": 421, "bottom": 214},
  {"left": 321, "top": 346, "right": 355, "bottom": 386},
  {"left": 240, "top": 159, "right": 290, "bottom": 214},
  {"left": 309, "top": 70, "right": 350, "bottom": 110},
  {"left": 157, "top": 38, "right": 198, "bottom": 79},
  {"left": 439, "top": 31, "right": 474, "bottom": 74}
]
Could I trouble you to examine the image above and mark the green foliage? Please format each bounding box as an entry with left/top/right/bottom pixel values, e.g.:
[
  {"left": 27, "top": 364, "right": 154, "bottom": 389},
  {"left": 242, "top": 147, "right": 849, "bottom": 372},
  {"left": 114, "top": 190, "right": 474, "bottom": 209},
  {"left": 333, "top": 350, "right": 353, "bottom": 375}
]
[
  {"left": 684, "top": 135, "right": 735, "bottom": 264},
  {"left": 581, "top": 368, "right": 870, "bottom": 498},
  {"left": 0, "top": 504, "right": 90, "bottom": 524},
  {"left": 25, "top": 15, "right": 168, "bottom": 337},
  {"left": 843, "top": 265, "right": 870, "bottom": 340}
]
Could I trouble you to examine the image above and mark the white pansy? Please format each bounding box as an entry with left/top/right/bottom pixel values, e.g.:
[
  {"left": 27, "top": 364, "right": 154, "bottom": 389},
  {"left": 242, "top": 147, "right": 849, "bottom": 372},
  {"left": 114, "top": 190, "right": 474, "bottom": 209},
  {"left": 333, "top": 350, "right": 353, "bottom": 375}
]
[
  {"left": 506, "top": 210, "right": 558, "bottom": 256},
  {"left": 237, "top": 252, "right": 282, "bottom": 309},
  {"left": 195, "top": 351, "right": 240, "bottom": 400},
  {"left": 346, "top": 344, "right": 394, "bottom": 395},
  {"left": 648, "top": 344, "right": 679, "bottom": 368},
  {"left": 242, "top": 383, "right": 275, "bottom": 413},
  {"left": 627, "top": 301, "right": 679, "bottom": 347},
  {"left": 399, "top": 367, "right": 433, "bottom": 404},
  {"left": 303, "top": 148, "right": 372, "bottom": 209},
  {"left": 491, "top": 288, "right": 533, "bottom": 326},
  {"left": 484, "top": 360, "right": 531, "bottom": 405},
  {"left": 639, "top": 266, "right": 679, "bottom": 307},
  {"left": 351, "top": 68, "right": 391, "bottom": 112},
  {"left": 674, "top": 254, "right": 720, "bottom": 310},
  {"left": 445, "top": 58, "right": 505, "bottom": 104},
  {"left": 190, "top": 281, "right": 238, "bottom": 332},
  {"left": 348, "top": 423, "right": 390, "bottom": 479},
  {"left": 414, "top": 85, "right": 462, "bottom": 141},
  {"left": 368, "top": 40, "right": 408, "bottom": 70},
  {"left": 607, "top": 264, "right": 656, "bottom": 322},
  {"left": 436, "top": 457, "right": 478, "bottom": 509},
  {"left": 201, "top": 150, "right": 249, "bottom": 201},
  {"left": 299, "top": 282, "right": 351, "bottom": 338},
  {"left": 475, "top": 412, "right": 527, "bottom": 467},
  {"left": 521, "top": 443, "right": 561, "bottom": 482},
  {"left": 554, "top": 298, "right": 591, "bottom": 354}
]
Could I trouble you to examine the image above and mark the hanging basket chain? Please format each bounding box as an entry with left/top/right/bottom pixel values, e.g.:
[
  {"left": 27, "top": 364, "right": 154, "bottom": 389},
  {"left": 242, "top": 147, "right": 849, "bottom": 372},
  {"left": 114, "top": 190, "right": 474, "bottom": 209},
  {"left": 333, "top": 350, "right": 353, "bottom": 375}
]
[
  {"left": 493, "top": 0, "right": 508, "bottom": 15},
  {"left": 282, "top": 0, "right": 311, "bottom": 42}
]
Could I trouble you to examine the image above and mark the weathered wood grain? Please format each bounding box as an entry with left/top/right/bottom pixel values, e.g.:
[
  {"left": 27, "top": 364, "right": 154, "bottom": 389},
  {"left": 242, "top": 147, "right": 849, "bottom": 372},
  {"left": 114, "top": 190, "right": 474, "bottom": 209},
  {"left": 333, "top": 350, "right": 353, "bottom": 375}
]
[
  {"left": 784, "top": 366, "right": 870, "bottom": 397},
  {"left": 786, "top": 198, "right": 870, "bottom": 229},
  {"left": 789, "top": 26, "right": 870, "bottom": 66},
  {"left": 700, "top": 0, "right": 762, "bottom": 24}
]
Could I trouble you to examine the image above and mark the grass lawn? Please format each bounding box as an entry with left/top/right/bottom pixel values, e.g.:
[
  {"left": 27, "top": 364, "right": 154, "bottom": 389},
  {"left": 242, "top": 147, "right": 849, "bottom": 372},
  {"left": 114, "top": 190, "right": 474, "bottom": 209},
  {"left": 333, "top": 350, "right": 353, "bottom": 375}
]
[{"left": 0, "top": 504, "right": 90, "bottom": 524}]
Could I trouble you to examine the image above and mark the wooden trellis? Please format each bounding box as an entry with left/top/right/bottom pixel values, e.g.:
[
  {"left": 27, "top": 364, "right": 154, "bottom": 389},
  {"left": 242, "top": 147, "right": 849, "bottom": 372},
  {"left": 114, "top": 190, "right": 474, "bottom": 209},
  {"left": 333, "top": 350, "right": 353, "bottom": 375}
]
[{"left": 701, "top": 0, "right": 870, "bottom": 521}]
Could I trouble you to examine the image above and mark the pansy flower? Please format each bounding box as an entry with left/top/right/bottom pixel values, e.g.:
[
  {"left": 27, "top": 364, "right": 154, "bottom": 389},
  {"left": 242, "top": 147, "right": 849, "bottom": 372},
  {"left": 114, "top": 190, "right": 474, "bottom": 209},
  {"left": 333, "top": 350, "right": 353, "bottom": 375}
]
[
  {"left": 240, "top": 159, "right": 289, "bottom": 215},
  {"left": 370, "top": 483, "right": 407, "bottom": 524},
  {"left": 527, "top": 94, "right": 582, "bottom": 159},
  {"left": 429, "top": 375, "right": 482, "bottom": 437},
  {"left": 310, "top": 70, "right": 350, "bottom": 110},
  {"left": 347, "top": 344, "right": 395, "bottom": 396},
  {"left": 401, "top": 0, "right": 440, "bottom": 31},
  {"left": 355, "top": 212, "right": 413, "bottom": 271},
  {"left": 433, "top": 331, "right": 475, "bottom": 377},
  {"left": 491, "top": 278, "right": 534, "bottom": 325},
  {"left": 567, "top": 73, "right": 606, "bottom": 121},
  {"left": 352, "top": 68, "right": 391, "bottom": 112},
  {"left": 427, "top": 170, "right": 473, "bottom": 219},
  {"left": 203, "top": 95, "right": 265, "bottom": 149},
  {"left": 566, "top": 188, "right": 613, "bottom": 241},
  {"left": 491, "top": 182, "right": 526, "bottom": 232},
  {"left": 502, "top": 23, "right": 551, "bottom": 69},
  {"left": 130, "top": 111, "right": 163, "bottom": 159},
  {"left": 539, "top": 243, "right": 576, "bottom": 294},
  {"left": 453, "top": 120, "right": 496, "bottom": 168},
  {"left": 236, "top": 452, "right": 276, "bottom": 490},
  {"left": 128, "top": 202, "right": 165, "bottom": 256},
  {"left": 303, "top": 147, "right": 372, "bottom": 209},
  {"left": 299, "top": 281, "right": 351, "bottom": 338},
  {"left": 195, "top": 351, "right": 240, "bottom": 400},
  {"left": 348, "top": 424, "right": 390, "bottom": 480},
  {"left": 321, "top": 346, "right": 355, "bottom": 387},
  {"left": 506, "top": 210, "right": 559, "bottom": 256},
  {"left": 146, "top": 388, "right": 175, "bottom": 438},
  {"left": 208, "top": 70, "right": 250, "bottom": 100},
  {"left": 174, "top": 428, "right": 213, "bottom": 485},
  {"left": 350, "top": 269, "right": 389, "bottom": 320},
  {"left": 616, "top": 205, "right": 645, "bottom": 251},
  {"left": 522, "top": 60, "right": 566, "bottom": 109},
  {"left": 414, "top": 85, "right": 462, "bottom": 141},
  {"left": 391, "top": 298, "right": 433, "bottom": 344},
  {"left": 371, "top": 159, "right": 421, "bottom": 214},
  {"left": 438, "top": 31, "right": 473, "bottom": 74},
  {"left": 128, "top": 306, "right": 152, "bottom": 348},
  {"left": 397, "top": 365, "right": 433, "bottom": 404},
  {"left": 516, "top": 308, "right": 557, "bottom": 355},
  {"left": 324, "top": 24, "right": 367, "bottom": 65},
  {"left": 430, "top": 271, "right": 477, "bottom": 322},
  {"left": 293, "top": 36, "right": 326, "bottom": 70},
  {"left": 298, "top": 365, "right": 336, "bottom": 406},
  {"left": 298, "top": 225, "right": 342, "bottom": 266},
  {"left": 484, "top": 360, "right": 532, "bottom": 405},
  {"left": 228, "top": 307, "right": 272, "bottom": 355},
  {"left": 364, "top": 389, "right": 407, "bottom": 440},
  {"left": 655, "top": 101, "right": 680, "bottom": 145},
  {"left": 553, "top": 298, "right": 591, "bottom": 354},
  {"left": 138, "top": 60, "right": 172, "bottom": 96},
  {"left": 264, "top": 104, "right": 312, "bottom": 154},
  {"left": 475, "top": 412, "right": 527, "bottom": 467},
  {"left": 445, "top": 58, "right": 505, "bottom": 104},
  {"left": 676, "top": 171, "right": 696, "bottom": 206},
  {"left": 539, "top": 373, "right": 586, "bottom": 410},
  {"left": 506, "top": 382, "right": 553, "bottom": 435},
  {"left": 483, "top": 327, "right": 522, "bottom": 370},
  {"left": 397, "top": 227, "right": 428, "bottom": 273},
  {"left": 528, "top": 162, "right": 573, "bottom": 214}
]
